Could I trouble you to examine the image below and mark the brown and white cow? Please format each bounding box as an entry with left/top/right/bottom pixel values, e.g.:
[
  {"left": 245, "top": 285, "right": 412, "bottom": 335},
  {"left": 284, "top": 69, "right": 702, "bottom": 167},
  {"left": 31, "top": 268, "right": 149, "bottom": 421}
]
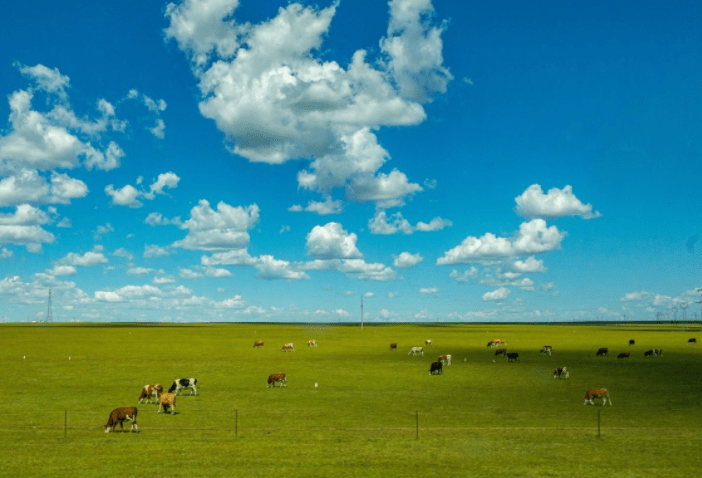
[
  {"left": 390, "top": 342, "right": 397, "bottom": 351},
  {"left": 438, "top": 354, "right": 452, "bottom": 366},
  {"left": 487, "top": 339, "right": 506, "bottom": 348},
  {"left": 425, "top": 339, "right": 433, "bottom": 346},
  {"left": 104, "top": 407, "right": 138, "bottom": 433},
  {"left": 308, "top": 340, "right": 317, "bottom": 347},
  {"left": 596, "top": 347, "right": 609, "bottom": 356},
  {"left": 267, "top": 373, "right": 286, "bottom": 388},
  {"left": 281, "top": 343, "right": 295, "bottom": 352},
  {"left": 157, "top": 393, "right": 176, "bottom": 414},
  {"left": 494, "top": 348, "right": 507, "bottom": 357},
  {"left": 138, "top": 384, "right": 163, "bottom": 404},
  {"left": 617, "top": 352, "right": 630, "bottom": 359},
  {"left": 540, "top": 346, "right": 552, "bottom": 356},
  {"left": 253, "top": 340, "right": 264, "bottom": 348},
  {"left": 553, "top": 366, "right": 569, "bottom": 379},
  {"left": 583, "top": 388, "right": 612, "bottom": 406}
]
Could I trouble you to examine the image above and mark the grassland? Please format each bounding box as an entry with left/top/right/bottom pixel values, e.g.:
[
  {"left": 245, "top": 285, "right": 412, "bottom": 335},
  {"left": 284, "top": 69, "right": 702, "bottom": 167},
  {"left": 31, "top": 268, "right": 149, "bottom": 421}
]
[{"left": 2, "top": 322, "right": 701, "bottom": 477}]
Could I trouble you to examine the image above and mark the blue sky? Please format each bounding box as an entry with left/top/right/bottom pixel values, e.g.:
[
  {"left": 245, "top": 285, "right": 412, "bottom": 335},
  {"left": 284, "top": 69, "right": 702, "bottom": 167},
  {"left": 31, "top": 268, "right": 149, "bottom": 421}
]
[{"left": 1, "top": 0, "right": 700, "bottom": 323}]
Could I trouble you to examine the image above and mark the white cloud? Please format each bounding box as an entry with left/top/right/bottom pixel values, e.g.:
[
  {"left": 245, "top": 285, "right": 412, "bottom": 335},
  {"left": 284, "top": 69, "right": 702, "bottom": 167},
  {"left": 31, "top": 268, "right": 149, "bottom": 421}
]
[
  {"left": 301, "top": 197, "right": 344, "bottom": 215},
  {"left": 437, "top": 219, "right": 565, "bottom": 265},
  {"left": 515, "top": 184, "right": 601, "bottom": 220},
  {"left": 165, "top": 1, "right": 450, "bottom": 209},
  {"left": 305, "top": 258, "right": 396, "bottom": 281},
  {"left": 482, "top": 287, "right": 510, "bottom": 301},
  {"left": 1, "top": 247, "right": 12, "bottom": 259},
  {"left": 419, "top": 286, "right": 438, "bottom": 295},
  {"left": 369, "top": 210, "right": 451, "bottom": 234},
  {"left": 145, "top": 212, "right": 182, "bottom": 226},
  {"left": 306, "top": 222, "right": 362, "bottom": 260},
  {"left": 106, "top": 172, "right": 180, "bottom": 208},
  {"left": 127, "top": 267, "right": 157, "bottom": 276},
  {"left": 48, "top": 265, "right": 76, "bottom": 276},
  {"left": 0, "top": 170, "right": 88, "bottom": 207},
  {"left": 0, "top": 204, "right": 55, "bottom": 252},
  {"left": 511, "top": 256, "right": 546, "bottom": 273},
  {"left": 179, "top": 268, "right": 204, "bottom": 279},
  {"left": 449, "top": 267, "right": 479, "bottom": 283},
  {"left": 205, "top": 267, "right": 233, "bottom": 278},
  {"left": 254, "top": 255, "right": 309, "bottom": 280},
  {"left": 393, "top": 251, "right": 423, "bottom": 268},
  {"left": 58, "top": 248, "right": 109, "bottom": 267},
  {"left": 173, "top": 200, "right": 258, "bottom": 251},
  {"left": 144, "top": 244, "right": 170, "bottom": 258}
]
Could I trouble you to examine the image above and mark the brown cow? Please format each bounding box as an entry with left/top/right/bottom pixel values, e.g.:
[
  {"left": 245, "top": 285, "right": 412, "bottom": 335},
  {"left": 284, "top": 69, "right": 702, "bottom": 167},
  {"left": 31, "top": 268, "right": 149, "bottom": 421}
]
[
  {"left": 253, "top": 341, "right": 264, "bottom": 348},
  {"left": 390, "top": 343, "right": 397, "bottom": 351},
  {"left": 494, "top": 348, "right": 507, "bottom": 357},
  {"left": 104, "top": 407, "right": 138, "bottom": 433},
  {"left": 138, "top": 384, "right": 163, "bottom": 404},
  {"left": 487, "top": 339, "right": 506, "bottom": 348},
  {"left": 438, "top": 355, "right": 452, "bottom": 366},
  {"left": 157, "top": 393, "right": 176, "bottom": 414},
  {"left": 583, "top": 388, "right": 612, "bottom": 406},
  {"left": 267, "top": 373, "right": 286, "bottom": 388}
]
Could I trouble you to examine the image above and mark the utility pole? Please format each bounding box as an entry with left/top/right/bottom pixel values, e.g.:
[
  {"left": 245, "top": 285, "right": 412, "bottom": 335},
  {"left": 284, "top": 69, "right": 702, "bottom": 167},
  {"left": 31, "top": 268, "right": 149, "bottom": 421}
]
[
  {"left": 46, "top": 289, "right": 53, "bottom": 323},
  {"left": 361, "top": 295, "right": 364, "bottom": 331}
]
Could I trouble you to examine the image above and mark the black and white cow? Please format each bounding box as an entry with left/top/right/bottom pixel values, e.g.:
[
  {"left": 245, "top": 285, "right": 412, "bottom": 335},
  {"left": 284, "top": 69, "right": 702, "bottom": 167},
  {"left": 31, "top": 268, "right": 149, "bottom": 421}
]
[
  {"left": 168, "top": 378, "right": 198, "bottom": 396},
  {"left": 644, "top": 349, "right": 657, "bottom": 357},
  {"left": 429, "top": 361, "right": 443, "bottom": 375}
]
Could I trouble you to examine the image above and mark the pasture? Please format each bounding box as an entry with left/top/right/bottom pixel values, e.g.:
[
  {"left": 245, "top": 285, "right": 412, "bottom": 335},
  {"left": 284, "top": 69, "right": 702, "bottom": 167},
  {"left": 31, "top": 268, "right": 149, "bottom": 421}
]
[{"left": 2, "top": 322, "right": 701, "bottom": 477}]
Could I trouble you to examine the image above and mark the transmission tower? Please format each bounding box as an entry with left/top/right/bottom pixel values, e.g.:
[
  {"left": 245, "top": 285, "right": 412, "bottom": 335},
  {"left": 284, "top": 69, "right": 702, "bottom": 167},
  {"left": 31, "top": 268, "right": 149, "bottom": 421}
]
[
  {"left": 680, "top": 301, "right": 689, "bottom": 322},
  {"left": 46, "top": 289, "right": 53, "bottom": 323}
]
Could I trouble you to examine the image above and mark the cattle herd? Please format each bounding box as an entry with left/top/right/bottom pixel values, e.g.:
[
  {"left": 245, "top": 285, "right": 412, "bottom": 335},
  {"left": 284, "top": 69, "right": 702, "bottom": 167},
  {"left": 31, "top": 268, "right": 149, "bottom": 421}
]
[{"left": 103, "top": 335, "right": 697, "bottom": 432}]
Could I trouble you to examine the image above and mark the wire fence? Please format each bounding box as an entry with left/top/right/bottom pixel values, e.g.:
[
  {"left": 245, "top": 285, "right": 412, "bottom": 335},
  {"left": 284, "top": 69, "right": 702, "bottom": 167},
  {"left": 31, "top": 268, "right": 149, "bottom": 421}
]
[{"left": 1, "top": 407, "right": 698, "bottom": 439}]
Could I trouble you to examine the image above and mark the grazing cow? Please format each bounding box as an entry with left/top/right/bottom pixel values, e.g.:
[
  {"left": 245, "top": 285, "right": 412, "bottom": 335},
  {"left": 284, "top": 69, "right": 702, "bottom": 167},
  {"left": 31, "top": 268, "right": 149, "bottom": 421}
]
[
  {"left": 168, "top": 378, "right": 198, "bottom": 396},
  {"left": 688, "top": 338, "right": 697, "bottom": 344},
  {"left": 267, "top": 373, "right": 286, "bottom": 388},
  {"left": 425, "top": 339, "right": 433, "bottom": 346},
  {"left": 438, "top": 354, "right": 452, "bottom": 366},
  {"left": 644, "top": 349, "right": 657, "bottom": 357},
  {"left": 138, "top": 384, "right": 163, "bottom": 404},
  {"left": 253, "top": 340, "right": 264, "bottom": 348},
  {"left": 583, "top": 388, "right": 612, "bottom": 406},
  {"left": 494, "top": 348, "right": 507, "bottom": 357},
  {"left": 281, "top": 343, "right": 295, "bottom": 352},
  {"left": 655, "top": 349, "right": 663, "bottom": 356},
  {"left": 553, "top": 366, "right": 569, "bottom": 379},
  {"left": 596, "top": 347, "right": 609, "bottom": 357},
  {"left": 617, "top": 352, "right": 630, "bottom": 359},
  {"left": 408, "top": 347, "right": 424, "bottom": 356},
  {"left": 628, "top": 339, "right": 635, "bottom": 346},
  {"left": 308, "top": 340, "right": 317, "bottom": 347},
  {"left": 157, "top": 393, "right": 176, "bottom": 414},
  {"left": 507, "top": 352, "right": 520, "bottom": 362},
  {"left": 540, "top": 346, "right": 552, "bottom": 356},
  {"left": 104, "top": 407, "right": 138, "bottom": 433},
  {"left": 429, "top": 361, "right": 443, "bottom": 375},
  {"left": 487, "top": 339, "right": 506, "bottom": 348},
  {"left": 390, "top": 342, "right": 397, "bottom": 351}
]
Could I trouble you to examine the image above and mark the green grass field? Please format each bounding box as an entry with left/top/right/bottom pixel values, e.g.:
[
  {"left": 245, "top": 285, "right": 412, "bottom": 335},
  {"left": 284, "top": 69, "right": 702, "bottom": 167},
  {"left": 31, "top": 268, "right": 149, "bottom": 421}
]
[{"left": 2, "top": 323, "right": 701, "bottom": 477}]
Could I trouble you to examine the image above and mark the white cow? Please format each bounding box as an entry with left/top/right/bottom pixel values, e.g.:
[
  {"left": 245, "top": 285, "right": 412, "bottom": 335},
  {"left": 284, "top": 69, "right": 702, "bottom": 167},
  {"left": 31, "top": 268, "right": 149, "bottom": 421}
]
[
  {"left": 438, "top": 354, "right": 452, "bottom": 366},
  {"left": 425, "top": 339, "right": 433, "bottom": 346},
  {"left": 408, "top": 347, "right": 424, "bottom": 356}
]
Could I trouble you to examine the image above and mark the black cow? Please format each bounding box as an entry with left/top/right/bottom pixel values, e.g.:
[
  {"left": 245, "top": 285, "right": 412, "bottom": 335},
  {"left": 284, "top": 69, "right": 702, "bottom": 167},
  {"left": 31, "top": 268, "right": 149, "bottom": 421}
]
[
  {"left": 429, "top": 361, "right": 443, "bottom": 375},
  {"left": 507, "top": 353, "right": 520, "bottom": 362},
  {"left": 628, "top": 340, "right": 635, "bottom": 346},
  {"left": 596, "top": 347, "right": 608, "bottom": 356},
  {"left": 689, "top": 338, "right": 697, "bottom": 344},
  {"left": 168, "top": 378, "right": 198, "bottom": 396},
  {"left": 617, "top": 352, "right": 630, "bottom": 359}
]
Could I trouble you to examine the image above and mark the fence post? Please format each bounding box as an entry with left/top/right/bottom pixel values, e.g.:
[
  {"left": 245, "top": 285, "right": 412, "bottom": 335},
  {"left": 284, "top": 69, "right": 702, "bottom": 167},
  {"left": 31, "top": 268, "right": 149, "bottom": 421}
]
[
  {"left": 597, "top": 409, "right": 601, "bottom": 439},
  {"left": 416, "top": 410, "right": 418, "bottom": 440},
  {"left": 64, "top": 409, "right": 67, "bottom": 439}
]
